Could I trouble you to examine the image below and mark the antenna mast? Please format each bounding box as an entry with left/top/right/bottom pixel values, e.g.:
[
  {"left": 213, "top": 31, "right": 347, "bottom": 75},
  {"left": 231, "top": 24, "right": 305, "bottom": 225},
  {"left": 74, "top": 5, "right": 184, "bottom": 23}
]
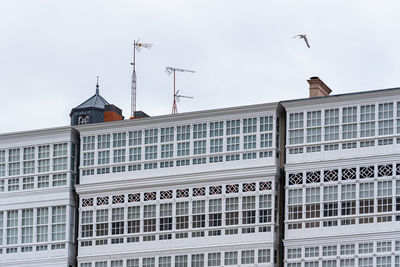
[
  {"left": 166, "top": 67, "right": 195, "bottom": 114},
  {"left": 130, "top": 39, "right": 152, "bottom": 119}
]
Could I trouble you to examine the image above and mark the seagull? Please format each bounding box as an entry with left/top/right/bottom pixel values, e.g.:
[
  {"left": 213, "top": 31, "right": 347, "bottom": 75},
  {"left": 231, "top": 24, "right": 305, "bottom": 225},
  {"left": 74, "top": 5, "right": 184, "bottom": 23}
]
[{"left": 293, "top": 34, "right": 310, "bottom": 48}]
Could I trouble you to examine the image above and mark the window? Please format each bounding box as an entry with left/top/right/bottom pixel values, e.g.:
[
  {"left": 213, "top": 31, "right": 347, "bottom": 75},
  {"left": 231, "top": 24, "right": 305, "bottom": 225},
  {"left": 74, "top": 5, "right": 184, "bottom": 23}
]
[
  {"left": 288, "top": 189, "right": 302, "bottom": 205},
  {"left": 143, "top": 145, "right": 157, "bottom": 160},
  {"left": 305, "top": 247, "right": 319, "bottom": 258},
  {"left": 260, "top": 133, "right": 273, "bottom": 148},
  {"left": 128, "top": 131, "right": 142, "bottom": 146},
  {"left": 52, "top": 206, "right": 66, "bottom": 241},
  {"left": 37, "top": 208, "right": 48, "bottom": 242},
  {"left": 160, "top": 203, "right": 172, "bottom": 232},
  {"left": 340, "top": 259, "right": 354, "bottom": 267},
  {"left": 23, "top": 147, "right": 35, "bottom": 174},
  {"left": 227, "top": 137, "right": 239, "bottom": 151},
  {"left": 177, "top": 125, "right": 190, "bottom": 141},
  {"left": 361, "top": 122, "right": 375, "bottom": 137},
  {"left": 260, "top": 116, "right": 273, "bottom": 132},
  {"left": 98, "top": 134, "right": 111, "bottom": 149},
  {"left": 289, "top": 129, "right": 304, "bottom": 145},
  {"left": 8, "top": 178, "right": 19, "bottom": 191},
  {"left": 127, "top": 206, "right": 140, "bottom": 234},
  {"left": 258, "top": 249, "right": 271, "bottom": 263},
  {"left": 324, "top": 108, "right": 339, "bottom": 141},
  {"left": 361, "top": 104, "right": 375, "bottom": 121},
  {"left": 378, "top": 103, "right": 394, "bottom": 136},
  {"left": 8, "top": 148, "right": 20, "bottom": 176},
  {"left": 113, "top": 149, "right": 126, "bottom": 163},
  {"left": 98, "top": 150, "right": 110, "bottom": 164},
  {"left": 158, "top": 256, "right": 171, "bottom": 267},
  {"left": 226, "top": 120, "right": 240, "bottom": 135},
  {"left": 343, "top": 106, "right": 357, "bottom": 123},
  {"left": 209, "top": 138, "right": 222, "bottom": 153},
  {"left": 341, "top": 184, "right": 356, "bottom": 200},
  {"left": 191, "top": 254, "right": 204, "bottom": 267},
  {"left": 340, "top": 244, "right": 355, "bottom": 255},
  {"left": 259, "top": 194, "right": 272, "bottom": 223},
  {"left": 210, "top": 121, "right": 223, "bottom": 137},
  {"left": 342, "top": 123, "right": 357, "bottom": 139},
  {"left": 358, "top": 258, "right": 373, "bottom": 267},
  {"left": 53, "top": 143, "right": 68, "bottom": 171},
  {"left": 192, "top": 200, "right": 205, "bottom": 230},
  {"left": 243, "top": 118, "right": 257, "bottom": 133},
  {"left": 377, "top": 256, "right": 391, "bottom": 267},
  {"left": 379, "top": 103, "right": 394, "bottom": 119},
  {"left": 324, "top": 186, "right": 338, "bottom": 201},
  {"left": 207, "top": 253, "right": 221, "bottom": 266},
  {"left": 176, "top": 202, "right": 189, "bottom": 235},
  {"left": 53, "top": 173, "right": 67, "bottom": 186},
  {"left": 7, "top": 210, "right": 18, "bottom": 244},
  {"left": 161, "top": 144, "right": 174, "bottom": 158},
  {"left": 160, "top": 127, "right": 174, "bottom": 143},
  {"left": 306, "top": 187, "right": 320, "bottom": 203},
  {"left": 290, "top": 113, "right": 304, "bottom": 129},
  {"left": 243, "top": 135, "right": 256, "bottom": 150},
  {"left": 128, "top": 147, "right": 141, "bottom": 162},
  {"left": 359, "top": 242, "right": 373, "bottom": 254},
  {"left": 23, "top": 177, "right": 34, "bottom": 190},
  {"left": 54, "top": 143, "right": 68, "bottom": 157},
  {"left": 21, "top": 209, "right": 33, "bottom": 243},
  {"left": 0, "top": 179, "right": 4, "bottom": 192},
  {"left": 96, "top": 209, "right": 108, "bottom": 236},
  {"left": 224, "top": 252, "right": 238, "bottom": 265},
  {"left": 175, "top": 255, "right": 188, "bottom": 267},
  {"left": 111, "top": 260, "right": 123, "bottom": 267},
  {"left": 287, "top": 248, "right": 302, "bottom": 259},
  {"left": 322, "top": 245, "right": 337, "bottom": 256},
  {"left": 143, "top": 257, "right": 155, "bottom": 267},
  {"left": 111, "top": 208, "right": 124, "bottom": 235},
  {"left": 82, "top": 136, "right": 95, "bottom": 151},
  {"left": 193, "top": 123, "right": 207, "bottom": 139},
  {"left": 81, "top": 210, "right": 93, "bottom": 238},
  {"left": 144, "top": 205, "right": 156, "bottom": 232},
  {"left": 113, "top": 132, "right": 126, "bottom": 147},
  {"left": 177, "top": 142, "right": 190, "bottom": 156},
  {"left": 360, "top": 183, "right": 374, "bottom": 198},
  {"left": 209, "top": 199, "right": 222, "bottom": 228},
  {"left": 377, "top": 241, "right": 392, "bottom": 253},
  {"left": 241, "top": 250, "right": 255, "bottom": 264},
  {"left": 378, "top": 181, "right": 392, "bottom": 197},
  {"left": 194, "top": 140, "right": 206, "bottom": 155},
  {"left": 306, "top": 111, "right": 321, "bottom": 143},
  {"left": 83, "top": 152, "right": 95, "bottom": 166}
]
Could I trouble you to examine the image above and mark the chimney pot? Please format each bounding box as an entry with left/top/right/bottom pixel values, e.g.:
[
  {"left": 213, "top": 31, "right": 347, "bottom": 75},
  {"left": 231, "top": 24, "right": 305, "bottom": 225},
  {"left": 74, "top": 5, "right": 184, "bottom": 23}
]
[{"left": 307, "top": 76, "right": 332, "bottom": 98}]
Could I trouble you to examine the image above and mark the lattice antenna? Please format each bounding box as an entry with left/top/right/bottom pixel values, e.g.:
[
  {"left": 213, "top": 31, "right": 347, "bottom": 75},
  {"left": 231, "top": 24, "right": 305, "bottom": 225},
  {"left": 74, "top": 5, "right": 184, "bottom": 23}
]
[
  {"left": 165, "top": 66, "right": 195, "bottom": 114},
  {"left": 130, "top": 39, "right": 153, "bottom": 119}
]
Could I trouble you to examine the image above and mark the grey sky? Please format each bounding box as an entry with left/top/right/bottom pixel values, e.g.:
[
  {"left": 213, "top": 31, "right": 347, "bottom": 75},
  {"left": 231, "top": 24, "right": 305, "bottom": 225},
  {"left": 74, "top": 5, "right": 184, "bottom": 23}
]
[{"left": 1, "top": 0, "right": 400, "bottom": 133}]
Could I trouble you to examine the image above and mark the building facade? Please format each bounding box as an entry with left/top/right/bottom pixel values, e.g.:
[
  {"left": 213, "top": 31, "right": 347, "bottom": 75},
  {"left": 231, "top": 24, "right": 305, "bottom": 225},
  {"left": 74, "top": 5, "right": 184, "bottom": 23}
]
[
  {"left": 0, "top": 127, "right": 79, "bottom": 267},
  {"left": 75, "top": 103, "right": 284, "bottom": 267},
  {"left": 2, "top": 77, "right": 400, "bottom": 267},
  {"left": 282, "top": 88, "right": 400, "bottom": 267}
]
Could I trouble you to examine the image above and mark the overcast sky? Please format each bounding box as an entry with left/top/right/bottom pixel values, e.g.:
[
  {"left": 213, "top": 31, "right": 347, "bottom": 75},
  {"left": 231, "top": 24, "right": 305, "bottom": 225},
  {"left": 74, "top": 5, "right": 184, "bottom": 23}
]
[{"left": 1, "top": 1, "right": 400, "bottom": 133}]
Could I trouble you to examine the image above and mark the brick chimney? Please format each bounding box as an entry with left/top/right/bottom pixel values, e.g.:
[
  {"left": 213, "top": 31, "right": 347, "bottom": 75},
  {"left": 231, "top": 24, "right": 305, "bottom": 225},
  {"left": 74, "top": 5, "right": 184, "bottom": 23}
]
[{"left": 307, "top": 76, "right": 332, "bottom": 98}]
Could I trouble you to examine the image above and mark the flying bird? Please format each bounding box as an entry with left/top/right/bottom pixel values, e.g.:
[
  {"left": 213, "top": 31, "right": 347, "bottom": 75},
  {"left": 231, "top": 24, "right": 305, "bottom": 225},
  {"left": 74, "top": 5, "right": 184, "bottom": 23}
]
[{"left": 293, "top": 34, "right": 310, "bottom": 48}]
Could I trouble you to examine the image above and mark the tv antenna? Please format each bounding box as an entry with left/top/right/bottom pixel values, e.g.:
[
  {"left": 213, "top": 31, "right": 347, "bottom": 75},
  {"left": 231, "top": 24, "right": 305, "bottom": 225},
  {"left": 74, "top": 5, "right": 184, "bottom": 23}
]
[
  {"left": 130, "top": 39, "right": 152, "bottom": 119},
  {"left": 166, "top": 66, "right": 195, "bottom": 114}
]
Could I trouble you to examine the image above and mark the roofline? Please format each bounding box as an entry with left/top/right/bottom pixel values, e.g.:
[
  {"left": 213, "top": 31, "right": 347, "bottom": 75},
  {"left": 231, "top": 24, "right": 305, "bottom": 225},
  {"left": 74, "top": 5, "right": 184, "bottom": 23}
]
[
  {"left": 281, "top": 86, "right": 400, "bottom": 108},
  {"left": 74, "top": 101, "right": 281, "bottom": 132},
  {"left": 0, "top": 125, "right": 78, "bottom": 139}
]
